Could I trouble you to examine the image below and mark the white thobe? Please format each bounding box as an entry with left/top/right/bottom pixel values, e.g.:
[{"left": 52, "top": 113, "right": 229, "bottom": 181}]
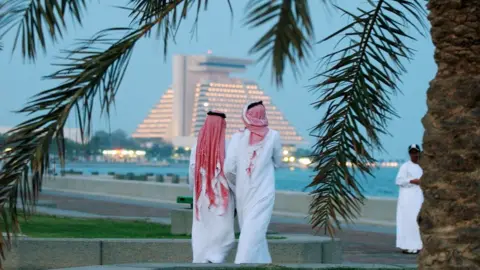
[
  {"left": 395, "top": 160, "right": 424, "bottom": 250},
  {"left": 224, "top": 129, "right": 282, "bottom": 264},
  {"left": 188, "top": 144, "right": 235, "bottom": 263}
]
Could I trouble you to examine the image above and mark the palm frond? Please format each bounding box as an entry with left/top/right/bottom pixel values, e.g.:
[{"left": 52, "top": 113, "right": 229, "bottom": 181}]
[
  {"left": 127, "top": 0, "right": 230, "bottom": 56},
  {"left": 0, "top": 1, "right": 19, "bottom": 34},
  {"left": 0, "top": 0, "right": 189, "bottom": 266},
  {"left": 0, "top": 0, "right": 19, "bottom": 55},
  {"left": 308, "top": 0, "right": 426, "bottom": 236},
  {"left": 244, "top": 0, "right": 314, "bottom": 86},
  {"left": 0, "top": 28, "right": 138, "bottom": 258},
  {"left": 0, "top": 0, "right": 88, "bottom": 61},
  {"left": 127, "top": 0, "right": 192, "bottom": 57},
  {"left": 128, "top": 0, "right": 185, "bottom": 26}
]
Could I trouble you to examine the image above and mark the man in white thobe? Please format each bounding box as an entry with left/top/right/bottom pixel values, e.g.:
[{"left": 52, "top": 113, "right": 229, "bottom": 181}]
[
  {"left": 224, "top": 101, "right": 283, "bottom": 264},
  {"left": 188, "top": 111, "right": 235, "bottom": 263},
  {"left": 395, "top": 144, "right": 424, "bottom": 254}
]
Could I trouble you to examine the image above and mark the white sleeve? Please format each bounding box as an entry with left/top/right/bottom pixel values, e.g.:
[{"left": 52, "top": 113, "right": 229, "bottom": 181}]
[
  {"left": 272, "top": 132, "right": 283, "bottom": 169},
  {"left": 188, "top": 144, "right": 196, "bottom": 192},
  {"left": 395, "top": 164, "right": 412, "bottom": 188},
  {"left": 224, "top": 134, "right": 239, "bottom": 190}
]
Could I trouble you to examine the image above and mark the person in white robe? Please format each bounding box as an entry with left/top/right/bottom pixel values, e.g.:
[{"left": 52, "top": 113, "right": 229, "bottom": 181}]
[
  {"left": 224, "top": 100, "right": 283, "bottom": 264},
  {"left": 395, "top": 144, "right": 424, "bottom": 254},
  {"left": 188, "top": 110, "right": 235, "bottom": 263}
]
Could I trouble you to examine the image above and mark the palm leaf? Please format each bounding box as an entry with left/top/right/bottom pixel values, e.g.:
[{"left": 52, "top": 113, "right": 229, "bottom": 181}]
[
  {"left": 308, "top": 0, "right": 426, "bottom": 236},
  {"left": 0, "top": 0, "right": 88, "bottom": 61},
  {"left": 0, "top": 1, "right": 18, "bottom": 54},
  {"left": 0, "top": 28, "right": 139, "bottom": 260},
  {"left": 244, "top": 0, "right": 314, "bottom": 86},
  {"left": 127, "top": 0, "right": 232, "bottom": 56},
  {"left": 127, "top": 0, "right": 195, "bottom": 57},
  {"left": 0, "top": 0, "right": 194, "bottom": 266},
  {"left": 128, "top": 0, "right": 187, "bottom": 26},
  {"left": 0, "top": 0, "right": 20, "bottom": 36}
]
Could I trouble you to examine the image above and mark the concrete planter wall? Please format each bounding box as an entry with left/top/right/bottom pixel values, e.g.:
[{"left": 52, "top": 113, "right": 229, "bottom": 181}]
[
  {"left": 44, "top": 176, "right": 191, "bottom": 203},
  {"left": 5, "top": 238, "right": 101, "bottom": 270},
  {"left": 43, "top": 176, "right": 397, "bottom": 226},
  {"left": 4, "top": 236, "right": 342, "bottom": 270}
]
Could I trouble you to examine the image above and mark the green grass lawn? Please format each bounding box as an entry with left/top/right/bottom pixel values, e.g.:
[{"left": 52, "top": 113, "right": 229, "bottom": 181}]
[
  {"left": 19, "top": 214, "right": 182, "bottom": 238},
  {"left": 18, "top": 215, "right": 284, "bottom": 239}
]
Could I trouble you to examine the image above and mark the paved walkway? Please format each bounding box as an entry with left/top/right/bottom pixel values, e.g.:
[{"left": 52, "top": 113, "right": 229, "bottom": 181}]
[
  {"left": 54, "top": 263, "right": 417, "bottom": 270},
  {"left": 36, "top": 189, "right": 417, "bottom": 265}
]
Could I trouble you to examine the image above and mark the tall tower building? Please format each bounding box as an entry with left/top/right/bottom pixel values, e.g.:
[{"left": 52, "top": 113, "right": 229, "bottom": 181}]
[{"left": 132, "top": 54, "right": 306, "bottom": 148}]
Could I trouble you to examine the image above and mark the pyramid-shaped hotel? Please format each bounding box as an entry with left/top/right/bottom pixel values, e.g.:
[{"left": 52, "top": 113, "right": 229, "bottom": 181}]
[{"left": 132, "top": 54, "right": 306, "bottom": 148}]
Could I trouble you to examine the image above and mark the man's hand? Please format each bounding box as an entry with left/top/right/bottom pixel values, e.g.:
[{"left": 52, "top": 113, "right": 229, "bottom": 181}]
[{"left": 410, "top": 178, "right": 421, "bottom": 185}]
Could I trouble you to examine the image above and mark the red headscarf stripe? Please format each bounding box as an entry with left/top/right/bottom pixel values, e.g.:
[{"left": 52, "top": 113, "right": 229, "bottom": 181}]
[
  {"left": 242, "top": 101, "right": 270, "bottom": 177},
  {"left": 194, "top": 111, "right": 229, "bottom": 220},
  {"left": 242, "top": 101, "right": 269, "bottom": 145}
]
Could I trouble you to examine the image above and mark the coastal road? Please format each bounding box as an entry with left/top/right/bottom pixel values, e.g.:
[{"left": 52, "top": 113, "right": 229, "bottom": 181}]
[{"left": 35, "top": 189, "right": 416, "bottom": 265}]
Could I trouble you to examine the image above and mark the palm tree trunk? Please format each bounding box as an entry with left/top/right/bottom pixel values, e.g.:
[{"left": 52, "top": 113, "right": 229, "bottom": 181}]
[{"left": 419, "top": 0, "right": 480, "bottom": 269}]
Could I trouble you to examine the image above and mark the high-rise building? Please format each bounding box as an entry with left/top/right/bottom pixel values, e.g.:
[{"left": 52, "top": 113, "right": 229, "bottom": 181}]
[
  {"left": 131, "top": 88, "right": 174, "bottom": 141},
  {"left": 132, "top": 54, "right": 306, "bottom": 148}
]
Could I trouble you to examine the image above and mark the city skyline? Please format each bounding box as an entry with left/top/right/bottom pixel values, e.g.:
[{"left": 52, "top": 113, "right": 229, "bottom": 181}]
[{"left": 0, "top": 1, "right": 435, "bottom": 159}]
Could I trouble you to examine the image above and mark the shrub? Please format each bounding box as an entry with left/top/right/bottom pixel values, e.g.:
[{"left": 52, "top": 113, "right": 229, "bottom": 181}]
[
  {"left": 172, "top": 175, "right": 180, "bottom": 184},
  {"left": 155, "top": 175, "right": 164, "bottom": 183}
]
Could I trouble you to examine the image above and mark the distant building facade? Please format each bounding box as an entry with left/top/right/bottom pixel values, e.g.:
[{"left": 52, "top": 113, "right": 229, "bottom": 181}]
[{"left": 132, "top": 54, "right": 306, "bottom": 148}]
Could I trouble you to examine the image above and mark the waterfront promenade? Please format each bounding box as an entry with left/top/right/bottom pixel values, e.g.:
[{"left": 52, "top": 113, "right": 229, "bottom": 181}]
[
  {"left": 36, "top": 188, "right": 417, "bottom": 265},
  {"left": 42, "top": 175, "right": 398, "bottom": 227}
]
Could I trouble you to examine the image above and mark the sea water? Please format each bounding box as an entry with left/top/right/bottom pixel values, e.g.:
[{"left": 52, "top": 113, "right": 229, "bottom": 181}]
[{"left": 63, "top": 163, "right": 400, "bottom": 197}]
